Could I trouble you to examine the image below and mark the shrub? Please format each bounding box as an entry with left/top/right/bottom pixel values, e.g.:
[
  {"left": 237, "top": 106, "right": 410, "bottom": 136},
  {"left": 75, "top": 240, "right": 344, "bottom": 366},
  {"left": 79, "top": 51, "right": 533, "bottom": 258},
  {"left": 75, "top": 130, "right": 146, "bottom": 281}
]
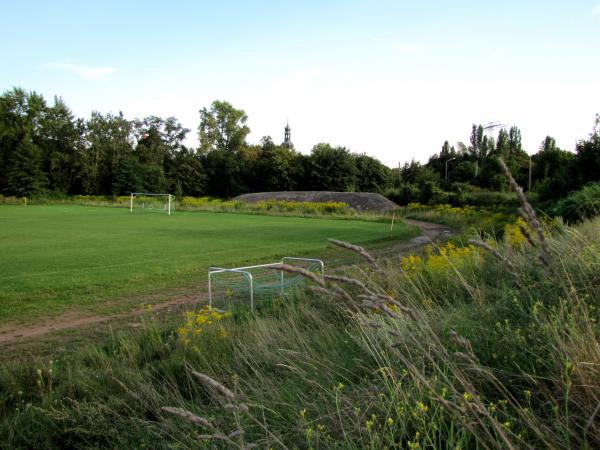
[
  {"left": 552, "top": 181, "right": 600, "bottom": 223},
  {"left": 178, "top": 197, "right": 351, "bottom": 216},
  {"left": 399, "top": 202, "right": 517, "bottom": 238}
]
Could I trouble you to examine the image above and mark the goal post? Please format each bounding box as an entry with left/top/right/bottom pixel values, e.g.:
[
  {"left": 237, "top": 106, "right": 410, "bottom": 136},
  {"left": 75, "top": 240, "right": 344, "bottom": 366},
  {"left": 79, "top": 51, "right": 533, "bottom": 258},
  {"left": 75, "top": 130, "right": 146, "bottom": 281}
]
[
  {"left": 208, "top": 257, "right": 325, "bottom": 310},
  {"left": 129, "top": 192, "right": 173, "bottom": 215}
]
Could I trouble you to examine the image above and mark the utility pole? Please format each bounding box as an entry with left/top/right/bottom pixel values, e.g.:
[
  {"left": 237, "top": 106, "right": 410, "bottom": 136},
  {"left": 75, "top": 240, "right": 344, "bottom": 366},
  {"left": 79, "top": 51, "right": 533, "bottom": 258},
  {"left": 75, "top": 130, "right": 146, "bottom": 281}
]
[{"left": 398, "top": 162, "right": 402, "bottom": 186}]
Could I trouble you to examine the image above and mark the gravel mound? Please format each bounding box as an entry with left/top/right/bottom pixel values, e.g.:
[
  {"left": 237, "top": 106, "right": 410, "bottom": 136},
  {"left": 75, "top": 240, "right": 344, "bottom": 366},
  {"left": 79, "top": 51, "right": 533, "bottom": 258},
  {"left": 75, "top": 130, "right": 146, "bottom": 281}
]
[{"left": 234, "top": 191, "right": 398, "bottom": 212}]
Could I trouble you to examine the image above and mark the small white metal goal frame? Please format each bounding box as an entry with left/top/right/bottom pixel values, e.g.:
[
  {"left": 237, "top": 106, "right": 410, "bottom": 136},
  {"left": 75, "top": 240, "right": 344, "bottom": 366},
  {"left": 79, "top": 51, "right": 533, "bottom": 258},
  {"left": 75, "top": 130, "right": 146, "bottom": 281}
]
[
  {"left": 208, "top": 257, "right": 325, "bottom": 310},
  {"left": 129, "top": 192, "right": 172, "bottom": 215}
]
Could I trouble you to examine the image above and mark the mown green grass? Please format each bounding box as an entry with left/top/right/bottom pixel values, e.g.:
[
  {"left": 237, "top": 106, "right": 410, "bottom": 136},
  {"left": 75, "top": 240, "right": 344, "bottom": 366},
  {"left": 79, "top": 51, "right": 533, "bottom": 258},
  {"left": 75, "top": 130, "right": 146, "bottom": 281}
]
[{"left": 0, "top": 205, "right": 417, "bottom": 323}]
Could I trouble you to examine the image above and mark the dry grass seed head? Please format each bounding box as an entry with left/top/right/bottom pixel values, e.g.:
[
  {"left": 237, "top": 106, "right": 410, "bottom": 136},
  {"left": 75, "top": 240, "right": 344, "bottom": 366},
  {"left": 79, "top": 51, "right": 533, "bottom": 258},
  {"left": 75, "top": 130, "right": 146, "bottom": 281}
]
[
  {"left": 161, "top": 406, "right": 212, "bottom": 428},
  {"left": 268, "top": 263, "right": 325, "bottom": 286},
  {"left": 499, "top": 157, "right": 551, "bottom": 265},
  {"left": 191, "top": 370, "right": 236, "bottom": 402},
  {"left": 328, "top": 238, "right": 377, "bottom": 264},
  {"left": 468, "top": 239, "right": 514, "bottom": 269}
]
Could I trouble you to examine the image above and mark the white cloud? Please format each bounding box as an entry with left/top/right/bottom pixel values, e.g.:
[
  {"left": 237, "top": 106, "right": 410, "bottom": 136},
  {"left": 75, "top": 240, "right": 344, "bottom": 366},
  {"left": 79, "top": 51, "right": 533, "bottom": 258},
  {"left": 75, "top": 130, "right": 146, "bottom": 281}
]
[
  {"left": 594, "top": 4, "right": 600, "bottom": 16},
  {"left": 43, "top": 63, "right": 116, "bottom": 81},
  {"left": 393, "top": 42, "right": 419, "bottom": 54}
]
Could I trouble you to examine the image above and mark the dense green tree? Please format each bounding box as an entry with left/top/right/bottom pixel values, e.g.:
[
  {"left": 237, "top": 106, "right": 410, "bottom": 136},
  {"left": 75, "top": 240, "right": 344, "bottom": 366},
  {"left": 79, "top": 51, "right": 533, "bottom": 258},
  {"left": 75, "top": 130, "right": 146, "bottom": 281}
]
[
  {"left": 133, "top": 129, "right": 168, "bottom": 193},
  {"left": 427, "top": 140, "right": 457, "bottom": 185},
  {"left": 575, "top": 116, "right": 600, "bottom": 185},
  {"left": 203, "top": 149, "right": 240, "bottom": 197},
  {"left": 132, "top": 116, "right": 201, "bottom": 195},
  {"left": 495, "top": 128, "right": 510, "bottom": 157},
  {"left": 167, "top": 147, "right": 206, "bottom": 197},
  {"left": 532, "top": 137, "right": 576, "bottom": 200},
  {"left": 451, "top": 160, "right": 478, "bottom": 185},
  {"left": 133, "top": 116, "right": 189, "bottom": 157},
  {"left": 254, "top": 136, "right": 303, "bottom": 192},
  {"left": 198, "top": 101, "right": 250, "bottom": 154},
  {"left": 354, "top": 154, "right": 391, "bottom": 193},
  {"left": 467, "top": 124, "right": 497, "bottom": 183},
  {"left": 198, "top": 101, "right": 250, "bottom": 197},
  {"left": 508, "top": 126, "right": 522, "bottom": 156},
  {"left": 541, "top": 136, "right": 557, "bottom": 152},
  {"left": 83, "top": 111, "right": 133, "bottom": 194},
  {"left": 4, "top": 135, "right": 47, "bottom": 196},
  {"left": 38, "top": 97, "right": 79, "bottom": 193},
  {"left": 469, "top": 124, "right": 485, "bottom": 179},
  {"left": 505, "top": 126, "right": 530, "bottom": 187},
  {"left": 308, "top": 143, "right": 358, "bottom": 191},
  {"left": 400, "top": 160, "right": 440, "bottom": 186},
  {"left": 1, "top": 88, "right": 598, "bottom": 207},
  {"left": 0, "top": 88, "right": 47, "bottom": 194},
  {"left": 111, "top": 155, "right": 144, "bottom": 195}
]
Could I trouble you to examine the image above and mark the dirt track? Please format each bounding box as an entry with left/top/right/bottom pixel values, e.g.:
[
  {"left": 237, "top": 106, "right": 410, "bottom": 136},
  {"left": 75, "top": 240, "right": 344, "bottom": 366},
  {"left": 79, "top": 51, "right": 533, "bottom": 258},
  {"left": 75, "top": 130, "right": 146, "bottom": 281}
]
[{"left": 0, "top": 219, "right": 452, "bottom": 347}]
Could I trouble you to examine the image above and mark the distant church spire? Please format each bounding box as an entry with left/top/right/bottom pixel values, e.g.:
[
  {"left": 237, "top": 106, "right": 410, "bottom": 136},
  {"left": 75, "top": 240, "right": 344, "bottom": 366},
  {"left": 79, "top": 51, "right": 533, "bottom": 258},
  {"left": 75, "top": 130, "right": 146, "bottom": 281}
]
[{"left": 281, "top": 120, "right": 294, "bottom": 149}]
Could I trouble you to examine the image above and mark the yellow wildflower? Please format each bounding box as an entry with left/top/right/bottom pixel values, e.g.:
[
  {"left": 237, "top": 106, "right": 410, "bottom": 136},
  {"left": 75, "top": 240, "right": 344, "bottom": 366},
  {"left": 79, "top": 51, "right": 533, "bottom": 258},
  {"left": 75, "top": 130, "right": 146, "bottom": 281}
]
[
  {"left": 400, "top": 254, "right": 422, "bottom": 272},
  {"left": 416, "top": 401, "right": 428, "bottom": 413}
]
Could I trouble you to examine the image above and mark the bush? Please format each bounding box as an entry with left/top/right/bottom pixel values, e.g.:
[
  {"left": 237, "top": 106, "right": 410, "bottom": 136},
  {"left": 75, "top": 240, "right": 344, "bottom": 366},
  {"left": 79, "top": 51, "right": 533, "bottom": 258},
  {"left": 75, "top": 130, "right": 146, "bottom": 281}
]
[
  {"left": 399, "top": 202, "right": 518, "bottom": 238},
  {"left": 178, "top": 197, "right": 351, "bottom": 215},
  {"left": 0, "top": 195, "right": 22, "bottom": 205},
  {"left": 384, "top": 184, "right": 421, "bottom": 205},
  {"left": 457, "top": 190, "right": 520, "bottom": 208},
  {"left": 552, "top": 181, "right": 600, "bottom": 223}
]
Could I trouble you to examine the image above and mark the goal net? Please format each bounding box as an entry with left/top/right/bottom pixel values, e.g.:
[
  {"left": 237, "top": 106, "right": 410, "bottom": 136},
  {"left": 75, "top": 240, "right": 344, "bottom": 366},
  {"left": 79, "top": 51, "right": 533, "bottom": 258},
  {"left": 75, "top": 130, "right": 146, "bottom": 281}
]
[
  {"left": 208, "top": 257, "right": 324, "bottom": 310},
  {"left": 129, "top": 193, "right": 173, "bottom": 215}
]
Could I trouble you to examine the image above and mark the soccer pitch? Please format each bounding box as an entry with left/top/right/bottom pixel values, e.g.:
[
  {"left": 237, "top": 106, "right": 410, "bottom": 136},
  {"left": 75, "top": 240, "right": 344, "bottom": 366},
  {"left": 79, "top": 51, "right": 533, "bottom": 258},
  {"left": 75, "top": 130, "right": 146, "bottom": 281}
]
[{"left": 0, "top": 205, "right": 416, "bottom": 323}]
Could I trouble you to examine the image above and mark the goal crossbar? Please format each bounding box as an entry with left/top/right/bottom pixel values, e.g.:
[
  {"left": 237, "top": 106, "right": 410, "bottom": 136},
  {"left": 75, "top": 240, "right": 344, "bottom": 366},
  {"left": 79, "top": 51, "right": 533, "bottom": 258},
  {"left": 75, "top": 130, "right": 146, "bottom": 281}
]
[{"left": 129, "top": 192, "right": 172, "bottom": 215}]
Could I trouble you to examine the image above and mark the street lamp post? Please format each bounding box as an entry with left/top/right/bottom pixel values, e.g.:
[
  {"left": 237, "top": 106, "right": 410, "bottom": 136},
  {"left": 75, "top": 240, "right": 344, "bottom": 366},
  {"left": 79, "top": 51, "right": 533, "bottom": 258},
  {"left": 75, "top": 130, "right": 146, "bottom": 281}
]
[{"left": 528, "top": 155, "right": 532, "bottom": 192}]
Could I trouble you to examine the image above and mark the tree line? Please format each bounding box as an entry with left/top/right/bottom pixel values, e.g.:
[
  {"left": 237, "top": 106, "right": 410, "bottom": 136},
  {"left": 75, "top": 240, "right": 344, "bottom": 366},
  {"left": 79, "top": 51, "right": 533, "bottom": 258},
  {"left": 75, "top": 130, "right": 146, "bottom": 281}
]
[
  {"left": 393, "top": 120, "right": 600, "bottom": 205},
  {"left": 0, "top": 89, "right": 390, "bottom": 198},
  {"left": 1, "top": 87, "right": 598, "bottom": 203}
]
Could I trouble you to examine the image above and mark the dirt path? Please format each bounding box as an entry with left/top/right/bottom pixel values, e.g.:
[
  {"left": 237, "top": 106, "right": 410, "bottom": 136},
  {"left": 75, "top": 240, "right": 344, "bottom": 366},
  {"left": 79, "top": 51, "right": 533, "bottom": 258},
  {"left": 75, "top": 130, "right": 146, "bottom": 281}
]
[{"left": 0, "top": 219, "right": 452, "bottom": 346}]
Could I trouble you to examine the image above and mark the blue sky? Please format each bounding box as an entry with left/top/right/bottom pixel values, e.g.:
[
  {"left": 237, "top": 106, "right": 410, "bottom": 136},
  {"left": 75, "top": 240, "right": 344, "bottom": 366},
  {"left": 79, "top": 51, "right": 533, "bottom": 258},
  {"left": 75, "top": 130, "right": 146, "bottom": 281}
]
[{"left": 2, "top": 0, "right": 599, "bottom": 165}]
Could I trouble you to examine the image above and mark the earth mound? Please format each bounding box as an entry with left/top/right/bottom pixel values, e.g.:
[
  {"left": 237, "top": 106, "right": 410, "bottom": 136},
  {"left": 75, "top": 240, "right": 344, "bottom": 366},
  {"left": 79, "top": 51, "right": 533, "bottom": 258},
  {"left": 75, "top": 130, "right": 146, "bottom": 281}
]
[{"left": 234, "top": 191, "right": 398, "bottom": 212}]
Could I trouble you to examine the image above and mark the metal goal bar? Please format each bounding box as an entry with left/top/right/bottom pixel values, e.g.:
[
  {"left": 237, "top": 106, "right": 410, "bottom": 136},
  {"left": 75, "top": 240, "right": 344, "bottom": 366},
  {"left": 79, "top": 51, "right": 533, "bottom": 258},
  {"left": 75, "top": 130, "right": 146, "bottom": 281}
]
[
  {"left": 208, "top": 257, "right": 324, "bottom": 310},
  {"left": 129, "top": 192, "right": 172, "bottom": 215}
]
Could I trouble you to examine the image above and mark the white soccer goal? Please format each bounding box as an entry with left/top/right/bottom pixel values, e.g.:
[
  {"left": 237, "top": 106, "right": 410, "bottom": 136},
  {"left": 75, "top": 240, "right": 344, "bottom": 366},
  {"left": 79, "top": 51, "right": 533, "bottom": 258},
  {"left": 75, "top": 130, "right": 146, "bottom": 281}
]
[
  {"left": 129, "top": 193, "right": 173, "bottom": 215},
  {"left": 208, "top": 257, "right": 325, "bottom": 310}
]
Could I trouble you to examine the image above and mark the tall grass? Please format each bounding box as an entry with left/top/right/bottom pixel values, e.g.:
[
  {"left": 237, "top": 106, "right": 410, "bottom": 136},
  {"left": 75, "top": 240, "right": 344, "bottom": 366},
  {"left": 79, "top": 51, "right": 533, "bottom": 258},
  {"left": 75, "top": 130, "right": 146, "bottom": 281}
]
[
  {"left": 179, "top": 197, "right": 352, "bottom": 216},
  {"left": 1, "top": 170, "right": 599, "bottom": 448},
  {"left": 0, "top": 194, "right": 357, "bottom": 218},
  {"left": 399, "top": 202, "right": 524, "bottom": 239}
]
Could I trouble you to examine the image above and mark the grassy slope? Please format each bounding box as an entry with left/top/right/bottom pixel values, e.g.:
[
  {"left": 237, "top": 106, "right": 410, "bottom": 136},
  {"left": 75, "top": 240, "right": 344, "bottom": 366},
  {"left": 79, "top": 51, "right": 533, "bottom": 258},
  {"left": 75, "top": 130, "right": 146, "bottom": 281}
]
[{"left": 0, "top": 205, "right": 417, "bottom": 323}]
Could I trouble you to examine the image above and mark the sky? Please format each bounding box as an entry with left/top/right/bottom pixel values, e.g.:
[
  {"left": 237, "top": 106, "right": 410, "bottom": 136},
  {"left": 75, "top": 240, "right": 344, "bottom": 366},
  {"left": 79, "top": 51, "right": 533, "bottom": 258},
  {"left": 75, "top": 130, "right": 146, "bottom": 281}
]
[{"left": 1, "top": 0, "right": 599, "bottom": 167}]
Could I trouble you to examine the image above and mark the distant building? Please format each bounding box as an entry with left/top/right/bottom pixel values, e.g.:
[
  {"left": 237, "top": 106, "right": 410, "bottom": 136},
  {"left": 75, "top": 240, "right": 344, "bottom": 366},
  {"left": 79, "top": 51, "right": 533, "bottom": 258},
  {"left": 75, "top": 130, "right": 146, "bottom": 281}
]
[{"left": 281, "top": 121, "right": 294, "bottom": 149}]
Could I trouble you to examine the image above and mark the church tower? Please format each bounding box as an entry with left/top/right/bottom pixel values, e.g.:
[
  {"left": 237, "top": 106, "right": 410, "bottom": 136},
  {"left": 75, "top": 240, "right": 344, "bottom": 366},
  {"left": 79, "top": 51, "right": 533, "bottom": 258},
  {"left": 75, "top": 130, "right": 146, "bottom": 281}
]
[{"left": 281, "top": 121, "right": 294, "bottom": 149}]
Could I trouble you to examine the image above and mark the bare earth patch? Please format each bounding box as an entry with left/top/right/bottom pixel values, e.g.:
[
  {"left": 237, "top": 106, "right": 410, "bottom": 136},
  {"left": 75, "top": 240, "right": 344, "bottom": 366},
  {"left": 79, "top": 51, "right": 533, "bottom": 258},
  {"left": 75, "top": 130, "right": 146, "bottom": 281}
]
[{"left": 0, "top": 219, "right": 451, "bottom": 348}]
